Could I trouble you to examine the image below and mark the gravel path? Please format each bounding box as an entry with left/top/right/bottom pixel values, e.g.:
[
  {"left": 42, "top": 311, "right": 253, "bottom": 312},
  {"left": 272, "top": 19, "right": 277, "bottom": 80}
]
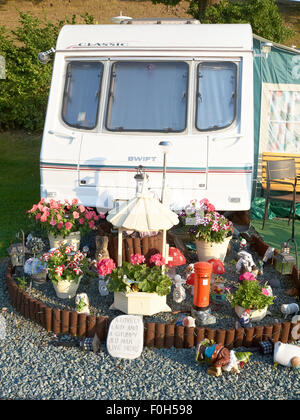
[{"left": 1, "top": 236, "right": 300, "bottom": 401}]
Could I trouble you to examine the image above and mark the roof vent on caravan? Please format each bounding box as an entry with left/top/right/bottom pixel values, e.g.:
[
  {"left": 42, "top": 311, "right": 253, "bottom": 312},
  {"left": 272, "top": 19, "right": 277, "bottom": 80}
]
[{"left": 110, "top": 13, "right": 200, "bottom": 25}]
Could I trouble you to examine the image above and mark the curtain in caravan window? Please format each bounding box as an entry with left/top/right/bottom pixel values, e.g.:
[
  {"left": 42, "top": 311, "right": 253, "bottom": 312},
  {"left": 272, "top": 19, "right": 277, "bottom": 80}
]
[
  {"left": 62, "top": 62, "right": 103, "bottom": 129},
  {"left": 106, "top": 61, "right": 188, "bottom": 132},
  {"left": 196, "top": 62, "right": 237, "bottom": 131}
]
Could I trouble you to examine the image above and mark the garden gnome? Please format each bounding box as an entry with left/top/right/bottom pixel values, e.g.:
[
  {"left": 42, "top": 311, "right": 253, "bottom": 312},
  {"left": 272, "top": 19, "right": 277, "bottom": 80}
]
[
  {"left": 195, "top": 340, "right": 240, "bottom": 377},
  {"left": 172, "top": 274, "right": 186, "bottom": 303},
  {"left": 237, "top": 309, "right": 251, "bottom": 328}
]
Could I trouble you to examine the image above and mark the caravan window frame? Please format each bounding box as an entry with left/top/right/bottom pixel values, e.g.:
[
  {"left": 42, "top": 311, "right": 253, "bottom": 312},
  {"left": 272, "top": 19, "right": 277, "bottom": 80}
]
[
  {"left": 195, "top": 60, "right": 238, "bottom": 132},
  {"left": 104, "top": 59, "right": 190, "bottom": 133},
  {"left": 61, "top": 60, "right": 104, "bottom": 130}
]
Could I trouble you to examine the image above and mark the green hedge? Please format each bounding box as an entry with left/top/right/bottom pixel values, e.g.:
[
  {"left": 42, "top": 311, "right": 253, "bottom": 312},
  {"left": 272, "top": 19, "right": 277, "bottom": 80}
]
[{"left": 0, "top": 11, "right": 95, "bottom": 131}]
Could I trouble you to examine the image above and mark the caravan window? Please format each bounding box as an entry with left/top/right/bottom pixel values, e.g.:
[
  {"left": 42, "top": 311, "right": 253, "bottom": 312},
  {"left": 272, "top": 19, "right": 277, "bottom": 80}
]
[
  {"left": 62, "top": 61, "right": 103, "bottom": 129},
  {"left": 196, "top": 62, "right": 237, "bottom": 131},
  {"left": 106, "top": 61, "right": 188, "bottom": 132}
]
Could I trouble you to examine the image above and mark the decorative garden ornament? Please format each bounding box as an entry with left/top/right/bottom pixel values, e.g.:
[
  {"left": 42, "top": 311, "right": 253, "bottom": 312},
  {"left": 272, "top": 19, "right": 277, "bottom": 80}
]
[
  {"left": 281, "top": 303, "right": 299, "bottom": 319},
  {"left": 98, "top": 277, "right": 110, "bottom": 296},
  {"left": 172, "top": 274, "right": 186, "bottom": 303},
  {"left": 75, "top": 293, "right": 90, "bottom": 315}
]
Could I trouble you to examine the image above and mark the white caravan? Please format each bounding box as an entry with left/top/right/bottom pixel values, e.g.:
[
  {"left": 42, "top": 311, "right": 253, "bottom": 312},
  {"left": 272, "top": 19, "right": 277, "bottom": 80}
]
[{"left": 40, "top": 19, "right": 254, "bottom": 212}]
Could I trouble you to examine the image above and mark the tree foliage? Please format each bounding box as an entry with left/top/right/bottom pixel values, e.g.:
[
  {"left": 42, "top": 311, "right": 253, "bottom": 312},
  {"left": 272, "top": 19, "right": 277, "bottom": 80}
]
[
  {"left": 151, "top": 0, "right": 294, "bottom": 43},
  {"left": 0, "top": 11, "right": 95, "bottom": 131}
]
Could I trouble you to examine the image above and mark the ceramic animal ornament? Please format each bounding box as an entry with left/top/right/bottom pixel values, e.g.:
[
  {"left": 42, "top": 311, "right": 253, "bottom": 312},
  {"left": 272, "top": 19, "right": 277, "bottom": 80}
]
[
  {"left": 281, "top": 303, "right": 299, "bottom": 319},
  {"left": 75, "top": 293, "right": 90, "bottom": 315},
  {"left": 236, "top": 251, "right": 258, "bottom": 275},
  {"left": 98, "top": 278, "right": 109, "bottom": 296},
  {"left": 173, "top": 274, "right": 186, "bottom": 303},
  {"left": 95, "top": 235, "right": 110, "bottom": 262}
]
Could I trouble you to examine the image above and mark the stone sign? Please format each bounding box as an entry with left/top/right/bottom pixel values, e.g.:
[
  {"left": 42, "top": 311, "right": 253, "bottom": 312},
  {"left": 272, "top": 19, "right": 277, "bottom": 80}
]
[{"left": 106, "top": 315, "right": 143, "bottom": 360}]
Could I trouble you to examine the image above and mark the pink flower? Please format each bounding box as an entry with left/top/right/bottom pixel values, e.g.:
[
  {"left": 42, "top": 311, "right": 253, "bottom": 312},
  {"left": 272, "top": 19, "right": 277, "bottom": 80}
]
[
  {"left": 130, "top": 254, "right": 146, "bottom": 265},
  {"left": 73, "top": 211, "right": 80, "bottom": 219},
  {"left": 85, "top": 211, "right": 93, "bottom": 220},
  {"left": 42, "top": 253, "right": 50, "bottom": 261},
  {"left": 35, "top": 213, "right": 41, "bottom": 220},
  {"left": 72, "top": 198, "right": 79, "bottom": 205},
  {"left": 50, "top": 219, "right": 56, "bottom": 226},
  {"left": 239, "top": 272, "right": 256, "bottom": 282},
  {"left": 99, "top": 212, "right": 105, "bottom": 219},
  {"left": 79, "top": 205, "right": 85, "bottom": 213},
  {"left": 40, "top": 214, "right": 48, "bottom": 223},
  {"left": 88, "top": 220, "right": 95, "bottom": 229},
  {"left": 65, "top": 222, "right": 72, "bottom": 230},
  {"left": 29, "top": 204, "right": 38, "bottom": 212},
  {"left": 149, "top": 253, "right": 165, "bottom": 266},
  {"left": 57, "top": 222, "right": 63, "bottom": 230},
  {"left": 97, "top": 258, "right": 116, "bottom": 276},
  {"left": 211, "top": 221, "right": 219, "bottom": 232},
  {"left": 55, "top": 265, "right": 64, "bottom": 276},
  {"left": 79, "top": 218, "right": 85, "bottom": 225},
  {"left": 262, "top": 288, "right": 271, "bottom": 296}
]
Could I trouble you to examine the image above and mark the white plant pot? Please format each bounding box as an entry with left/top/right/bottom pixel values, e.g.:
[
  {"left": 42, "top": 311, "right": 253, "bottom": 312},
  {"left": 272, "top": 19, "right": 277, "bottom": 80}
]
[
  {"left": 52, "top": 276, "right": 82, "bottom": 299},
  {"left": 235, "top": 304, "right": 268, "bottom": 322},
  {"left": 110, "top": 291, "right": 171, "bottom": 316},
  {"left": 48, "top": 231, "right": 81, "bottom": 251},
  {"left": 195, "top": 236, "right": 231, "bottom": 263}
]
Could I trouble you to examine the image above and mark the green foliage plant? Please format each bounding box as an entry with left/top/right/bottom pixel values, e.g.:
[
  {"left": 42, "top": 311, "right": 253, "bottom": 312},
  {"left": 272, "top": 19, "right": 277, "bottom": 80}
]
[
  {"left": 227, "top": 279, "right": 275, "bottom": 310},
  {"left": 107, "top": 253, "right": 172, "bottom": 296}
]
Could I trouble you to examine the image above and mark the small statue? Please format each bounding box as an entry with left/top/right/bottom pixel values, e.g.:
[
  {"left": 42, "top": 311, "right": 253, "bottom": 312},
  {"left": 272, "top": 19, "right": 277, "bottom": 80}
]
[
  {"left": 176, "top": 314, "right": 196, "bottom": 328},
  {"left": 281, "top": 303, "right": 299, "bottom": 319},
  {"left": 236, "top": 251, "right": 258, "bottom": 276},
  {"left": 195, "top": 339, "right": 252, "bottom": 377},
  {"left": 172, "top": 274, "right": 186, "bottom": 303},
  {"left": 98, "top": 277, "right": 110, "bottom": 296},
  {"left": 75, "top": 293, "right": 90, "bottom": 315},
  {"left": 237, "top": 309, "right": 251, "bottom": 328},
  {"left": 95, "top": 235, "right": 110, "bottom": 262}
]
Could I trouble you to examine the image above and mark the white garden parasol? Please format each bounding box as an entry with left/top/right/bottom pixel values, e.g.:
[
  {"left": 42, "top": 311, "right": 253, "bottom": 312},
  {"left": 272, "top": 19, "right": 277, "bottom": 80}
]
[{"left": 106, "top": 177, "right": 179, "bottom": 266}]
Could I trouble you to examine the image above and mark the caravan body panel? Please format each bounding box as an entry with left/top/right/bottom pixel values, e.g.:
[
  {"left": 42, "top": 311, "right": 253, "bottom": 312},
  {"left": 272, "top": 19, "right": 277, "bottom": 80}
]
[{"left": 40, "top": 23, "right": 254, "bottom": 211}]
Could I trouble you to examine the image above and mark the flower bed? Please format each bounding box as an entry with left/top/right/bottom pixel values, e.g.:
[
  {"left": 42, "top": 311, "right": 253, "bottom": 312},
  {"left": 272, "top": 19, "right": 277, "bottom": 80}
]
[{"left": 4, "top": 234, "right": 300, "bottom": 348}]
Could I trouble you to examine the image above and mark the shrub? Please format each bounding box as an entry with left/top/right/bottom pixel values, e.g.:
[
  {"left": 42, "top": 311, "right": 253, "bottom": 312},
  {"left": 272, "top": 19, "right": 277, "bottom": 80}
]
[{"left": 0, "top": 11, "right": 95, "bottom": 131}]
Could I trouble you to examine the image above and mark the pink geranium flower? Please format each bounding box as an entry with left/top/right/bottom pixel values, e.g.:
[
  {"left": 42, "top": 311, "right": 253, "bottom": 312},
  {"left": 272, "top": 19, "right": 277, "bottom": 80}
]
[
  {"left": 65, "top": 222, "right": 72, "bottom": 230},
  {"left": 88, "top": 220, "right": 95, "bottom": 229},
  {"left": 99, "top": 212, "right": 105, "bottom": 219},
  {"left": 57, "top": 222, "right": 63, "bottom": 230},
  {"left": 79, "top": 217, "right": 85, "bottom": 225},
  {"left": 72, "top": 198, "right": 79, "bottom": 205},
  {"left": 35, "top": 213, "right": 41, "bottom": 220},
  {"left": 73, "top": 211, "right": 80, "bottom": 219},
  {"left": 149, "top": 253, "right": 165, "bottom": 266},
  {"left": 262, "top": 288, "right": 271, "bottom": 296},
  {"left": 97, "top": 258, "right": 116, "bottom": 276},
  {"left": 50, "top": 219, "right": 57, "bottom": 226},
  {"left": 130, "top": 254, "right": 146, "bottom": 265},
  {"left": 79, "top": 205, "right": 85, "bottom": 213}
]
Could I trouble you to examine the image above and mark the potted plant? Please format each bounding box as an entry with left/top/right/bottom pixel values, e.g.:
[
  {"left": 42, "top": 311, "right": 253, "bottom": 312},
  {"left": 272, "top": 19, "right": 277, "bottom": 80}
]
[
  {"left": 41, "top": 243, "right": 89, "bottom": 299},
  {"left": 179, "top": 198, "right": 233, "bottom": 262},
  {"left": 226, "top": 279, "right": 276, "bottom": 322},
  {"left": 106, "top": 253, "right": 172, "bottom": 315},
  {"left": 27, "top": 198, "right": 104, "bottom": 251}
]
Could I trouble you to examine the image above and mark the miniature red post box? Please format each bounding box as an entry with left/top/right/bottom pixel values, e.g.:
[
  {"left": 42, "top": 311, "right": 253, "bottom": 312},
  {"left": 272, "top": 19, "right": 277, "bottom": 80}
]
[{"left": 193, "top": 262, "right": 212, "bottom": 311}]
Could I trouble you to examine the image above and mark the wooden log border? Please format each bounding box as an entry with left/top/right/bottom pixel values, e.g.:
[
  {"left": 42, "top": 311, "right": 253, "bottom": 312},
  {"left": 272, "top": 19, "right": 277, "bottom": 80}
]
[{"left": 5, "top": 235, "right": 300, "bottom": 348}]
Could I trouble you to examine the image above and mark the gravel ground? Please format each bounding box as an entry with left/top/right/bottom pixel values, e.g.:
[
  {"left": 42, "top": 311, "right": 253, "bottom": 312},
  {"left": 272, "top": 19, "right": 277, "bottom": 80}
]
[{"left": 1, "top": 232, "right": 300, "bottom": 401}]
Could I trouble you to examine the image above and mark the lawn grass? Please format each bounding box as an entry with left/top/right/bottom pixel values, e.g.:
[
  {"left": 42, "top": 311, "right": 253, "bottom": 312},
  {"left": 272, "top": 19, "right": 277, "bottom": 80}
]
[{"left": 0, "top": 130, "right": 41, "bottom": 259}]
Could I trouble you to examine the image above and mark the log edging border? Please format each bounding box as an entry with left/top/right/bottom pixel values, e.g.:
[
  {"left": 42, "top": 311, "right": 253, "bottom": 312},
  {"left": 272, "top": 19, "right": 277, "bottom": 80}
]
[{"left": 4, "top": 234, "right": 300, "bottom": 349}]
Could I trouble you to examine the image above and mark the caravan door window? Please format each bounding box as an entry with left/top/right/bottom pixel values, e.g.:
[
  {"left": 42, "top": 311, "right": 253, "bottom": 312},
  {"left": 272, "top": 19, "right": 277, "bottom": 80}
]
[
  {"left": 106, "top": 61, "right": 188, "bottom": 132},
  {"left": 62, "top": 61, "right": 104, "bottom": 129},
  {"left": 196, "top": 62, "right": 237, "bottom": 131}
]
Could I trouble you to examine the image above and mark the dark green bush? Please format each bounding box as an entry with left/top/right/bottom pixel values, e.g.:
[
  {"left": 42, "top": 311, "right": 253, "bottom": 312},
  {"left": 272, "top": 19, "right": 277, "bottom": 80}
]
[{"left": 0, "top": 11, "right": 95, "bottom": 131}]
